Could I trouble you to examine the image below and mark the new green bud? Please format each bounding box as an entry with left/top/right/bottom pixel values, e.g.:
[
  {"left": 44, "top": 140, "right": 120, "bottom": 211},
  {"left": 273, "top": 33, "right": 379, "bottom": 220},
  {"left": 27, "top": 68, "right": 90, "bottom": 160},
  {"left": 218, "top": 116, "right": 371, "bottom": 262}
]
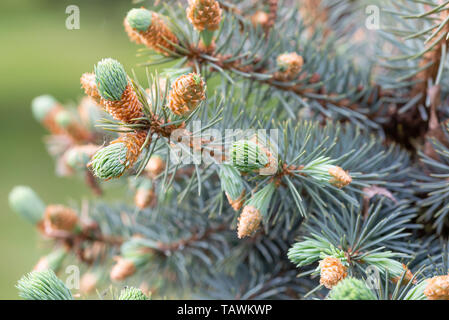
[
  {"left": 9, "top": 186, "right": 45, "bottom": 225},
  {"left": 17, "top": 270, "right": 73, "bottom": 300},
  {"left": 54, "top": 110, "right": 72, "bottom": 128},
  {"left": 94, "top": 58, "right": 128, "bottom": 101},
  {"left": 245, "top": 182, "right": 276, "bottom": 216},
  {"left": 126, "top": 8, "right": 152, "bottom": 32},
  {"left": 301, "top": 156, "right": 335, "bottom": 182},
  {"left": 328, "top": 277, "right": 376, "bottom": 300},
  {"left": 287, "top": 237, "right": 345, "bottom": 268},
  {"left": 229, "top": 140, "right": 269, "bottom": 172},
  {"left": 219, "top": 164, "right": 245, "bottom": 201},
  {"left": 362, "top": 252, "right": 405, "bottom": 279},
  {"left": 66, "top": 149, "right": 90, "bottom": 170},
  {"left": 89, "top": 143, "right": 128, "bottom": 179},
  {"left": 118, "top": 287, "right": 148, "bottom": 300},
  {"left": 66, "top": 145, "right": 98, "bottom": 171},
  {"left": 44, "top": 249, "right": 67, "bottom": 272},
  {"left": 31, "top": 95, "right": 57, "bottom": 122}
]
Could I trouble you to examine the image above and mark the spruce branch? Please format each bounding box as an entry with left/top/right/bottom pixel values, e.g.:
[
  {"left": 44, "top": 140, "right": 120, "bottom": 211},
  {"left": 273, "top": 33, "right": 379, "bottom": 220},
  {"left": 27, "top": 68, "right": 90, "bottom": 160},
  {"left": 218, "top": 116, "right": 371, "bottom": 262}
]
[
  {"left": 14, "top": 0, "right": 449, "bottom": 300},
  {"left": 17, "top": 270, "right": 73, "bottom": 300}
]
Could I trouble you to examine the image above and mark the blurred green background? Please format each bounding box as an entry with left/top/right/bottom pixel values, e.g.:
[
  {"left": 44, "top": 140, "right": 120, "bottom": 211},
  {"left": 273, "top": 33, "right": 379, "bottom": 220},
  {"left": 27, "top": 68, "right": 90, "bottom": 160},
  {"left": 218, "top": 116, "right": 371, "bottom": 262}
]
[{"left": 0, "top": 0, "right": 148, "bottom": 299}]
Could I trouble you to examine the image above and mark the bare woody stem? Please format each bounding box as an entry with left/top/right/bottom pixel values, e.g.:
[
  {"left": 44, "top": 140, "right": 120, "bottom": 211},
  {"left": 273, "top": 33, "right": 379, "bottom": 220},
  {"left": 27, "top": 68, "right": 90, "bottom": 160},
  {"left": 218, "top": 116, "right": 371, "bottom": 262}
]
[{"left": 156, "top": 224, "right": 227, "bottom": 253}]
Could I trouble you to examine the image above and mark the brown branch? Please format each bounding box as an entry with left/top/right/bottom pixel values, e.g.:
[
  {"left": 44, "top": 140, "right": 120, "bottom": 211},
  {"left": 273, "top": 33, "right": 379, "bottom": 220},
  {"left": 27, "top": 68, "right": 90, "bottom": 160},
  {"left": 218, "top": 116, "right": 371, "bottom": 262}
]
[
  {"left": 43, "top": 224, "right": 123, "bottom": 247},
  {"left": 207, "top": 51, "right": 389, "bottom": 121},
  {"left": 40, "top": 220, "right": 123, "bottom": 265},
  {"left": 156, "top": 224, "right": 227, "bottom": 252},
  {"left": 387, "top": 10, "right": 449, "bottom": 148},
  {"left": 187, "top": 42, "right": 440, "bottom": 149}
]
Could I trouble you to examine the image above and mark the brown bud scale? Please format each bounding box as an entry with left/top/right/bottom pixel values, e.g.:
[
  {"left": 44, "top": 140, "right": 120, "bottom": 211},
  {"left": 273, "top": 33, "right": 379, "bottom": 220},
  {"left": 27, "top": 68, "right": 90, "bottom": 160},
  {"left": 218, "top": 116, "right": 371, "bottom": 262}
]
[
  {"left": 80, "top": 73, "right": 102, "bottom": 104},
  {"left": 168, "top": 73, "right": 206, "bottom": 116},
  {"left": 101, "top": 84, "right": 144, "bottom": 123},
  {"left": 137, "top": 12, "right": 178, "bottom": 56},
  {"left": 112, "top": 130, "right": 149, "bottom": 172},
  {"left": 42, "top": 105, "right": 66, "bottom": 135},
  {"left": 392, "top": 264, "right": 416, "bottom": 285},
  {"left": 187, "top": 0, "right": 222, "bottom": 31},
  {"left": 44, "top": 204, "right": 79, "bottom": 232},
  {"left": 124, "top": 18, "right": 144, "bottom": 45},
  {"left": 226, "top": 189, "right": 246, "bottom": 211}
]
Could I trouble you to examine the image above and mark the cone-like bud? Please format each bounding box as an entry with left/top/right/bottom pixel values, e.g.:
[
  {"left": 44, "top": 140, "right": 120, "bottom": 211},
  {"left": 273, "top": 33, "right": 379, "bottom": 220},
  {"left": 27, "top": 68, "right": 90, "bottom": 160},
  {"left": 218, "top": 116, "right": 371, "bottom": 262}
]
[
  {"left": 328, "top": 277, "right": 376, "bottom": 300},
  {"left": 251, "top": 11, "right": 270, "bottom": 29},
  {"left": 94, "top": 58, "right": 144, "bottom": 122},
  {"left": 168, "top": 73, "right": 206, "bottom": 116},
  {"left": 275, "top": 52, "right": 304, "bottom": 81},
  {"left": 237, "top": 182, "right": 276, "bottom": 238},
  {"left": 319, "top": 256, "right": 348, "bottom": 289},
  {"left": 89, "top": 143, "right": 127, "bottom": 180},
  {"left": 89, "top": 131, "right": 148, "bottom": 180},
  {"left": 111, "top": 237, "right": 153, "bottom": 281},
  {"left": 33, "top": 248, "right": 67, "bottom": 273},
  {"left": 80, "top": 73, "right": 102, "bottom": 104},
  {"left": 44, "top": 205, "right": 79, "bottom": 232},
  {"left": 118, "top": 287, "right": 148, "bottom": 300},
  {"left": 249, "top": 135, "right": 278, "bottom": 175},
  {"left": 229, "top": 140, "right": 269, "bottom": 173},
  {"left": 17, "top": 270, "right": 73, "bottom": 300},
  {"left": 31, "top": 95, "right": 65, "bottom": 134},
  {"left": 145, "top": 155, "right": 166, "bottom": 178},
  {"left": 126, "top": 8, "right": 152, "bottom": 31},
  {"left": 65, "top": 144, "right": 100, "bottom": 171},
  {"left": 95, "top": 58, "right": 128, "bottom": 101},
  {"left": 9, "top": 186, "right": 45, "bottom": 225},
  {"left": 219, "top": 164, "right": 246, "bottom": 211},
  {"left": 328, "top": 166, "right": 352, "bottom": 188},
  {"left": 424, "top": 275, "right": 449, "bottom": 300},
  {"left": 237, "top": 206, "right": 262, "bottom": 239},
  {"left": 31, "top": 95, "right": 58, "bottom": 122},
  {"left": 123, "top": 15, "right": 145, "bottom": 44},
  {"left": 135, "top": 179, "right": 157, "bottom": 209},
  {"left": 110, "top": 257, "right": 137, "bottom": 281},
  {"left": 80, "top": 272, "right": 99, "bottom": 295},
  {"left": 125, "top": 9, "right": 178, "bottom": 55},
  {"left": 187, "top": 0, "right": 222, "bottom": 31}
]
